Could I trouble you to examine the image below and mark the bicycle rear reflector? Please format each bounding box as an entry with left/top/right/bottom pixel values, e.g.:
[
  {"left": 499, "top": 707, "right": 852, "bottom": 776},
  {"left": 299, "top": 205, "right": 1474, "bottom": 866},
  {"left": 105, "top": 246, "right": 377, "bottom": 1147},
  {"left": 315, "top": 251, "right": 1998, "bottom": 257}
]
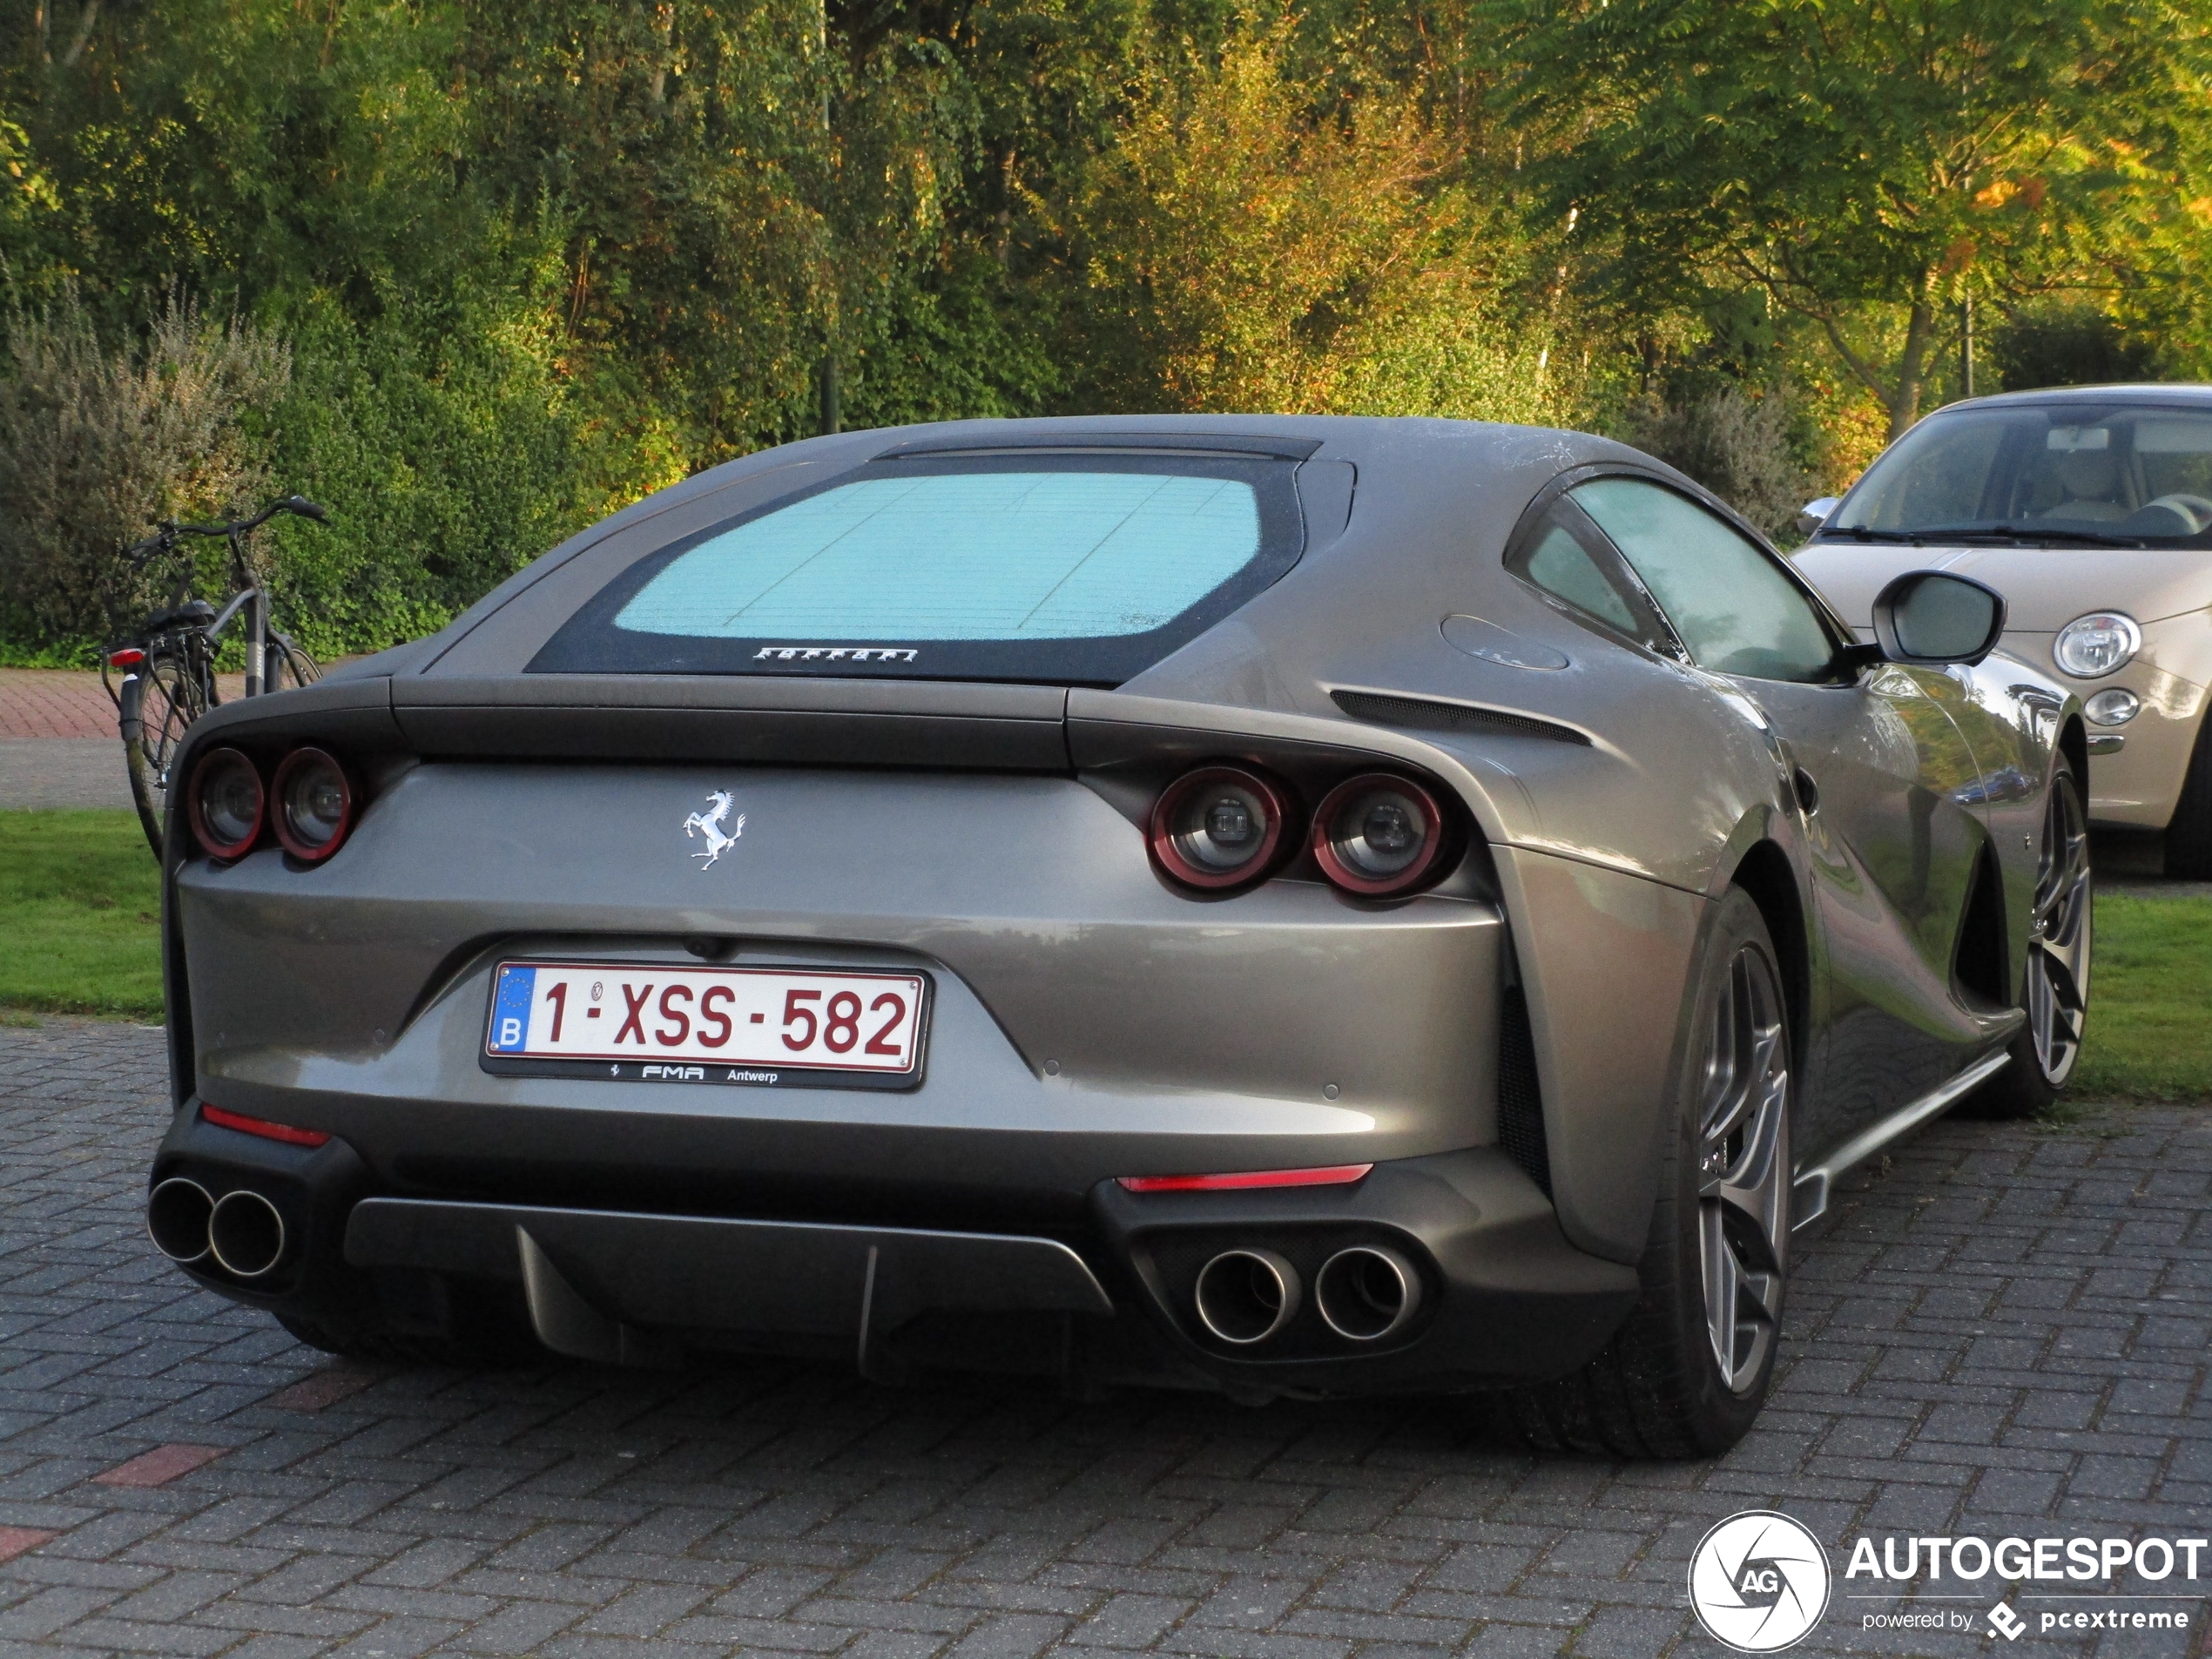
[
  {"left": 188, "top": 748, "right": 264, "bottom": 860},
  {"left": 272, "top": 747, "right": 354, "bottom": 861},
  {"left": 107, "top": 647, "right": 145, "bottom": 668}
]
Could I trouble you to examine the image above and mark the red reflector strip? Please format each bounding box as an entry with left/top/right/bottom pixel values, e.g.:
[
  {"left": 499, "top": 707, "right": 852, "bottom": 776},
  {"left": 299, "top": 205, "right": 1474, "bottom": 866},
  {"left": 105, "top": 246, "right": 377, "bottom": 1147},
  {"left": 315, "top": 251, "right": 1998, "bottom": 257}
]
[
  {"left": 108, "top": 648, "right": 145, "bottom": 667},
  {"left": 1116, "top": 1163, "right": 1373, "bottom": 1193},
  {"left": 199, "top": 1104, "right": 332, "bottom": 1148}
]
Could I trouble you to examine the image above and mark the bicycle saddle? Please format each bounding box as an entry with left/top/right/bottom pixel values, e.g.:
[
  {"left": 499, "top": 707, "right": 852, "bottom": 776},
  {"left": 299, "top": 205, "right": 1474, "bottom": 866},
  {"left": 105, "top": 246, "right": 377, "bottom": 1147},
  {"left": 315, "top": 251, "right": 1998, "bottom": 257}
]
[{"left": 137, "top": 599, "right": 217, "bottom": 632}]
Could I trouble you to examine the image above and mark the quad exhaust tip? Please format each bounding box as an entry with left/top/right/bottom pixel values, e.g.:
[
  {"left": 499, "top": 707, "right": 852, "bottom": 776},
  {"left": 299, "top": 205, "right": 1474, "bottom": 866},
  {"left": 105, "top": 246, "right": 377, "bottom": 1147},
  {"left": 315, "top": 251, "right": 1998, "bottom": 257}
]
[
  {"left": 146, "top": 1178, "right": 213, "bottom": 1264},
  {"left": 207, "top": 1190, "right": 287, "bottom": 1279},
  {"left": 1315, "top": 1245, "right": 1420, "bottom": 1342},
  {"left": 1193, "top": 1248, "right": 1301, "bottom": 1345}
]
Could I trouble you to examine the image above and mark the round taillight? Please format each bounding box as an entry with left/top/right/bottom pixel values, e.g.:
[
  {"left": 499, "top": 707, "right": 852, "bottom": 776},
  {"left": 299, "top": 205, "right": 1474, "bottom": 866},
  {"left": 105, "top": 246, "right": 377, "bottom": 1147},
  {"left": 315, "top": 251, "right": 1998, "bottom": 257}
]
[
  {"left": 1312, "top": 773, "right": 1449, "bottom": 897},
  {"left": 187, "top": 748, "right": 265, "bottom": 860},
  {"left": 271, "top": 747, "right": 355, "bottom": 861},
  {"left": 1150, "top": 765, "right": 1292, "bottom": 890}
]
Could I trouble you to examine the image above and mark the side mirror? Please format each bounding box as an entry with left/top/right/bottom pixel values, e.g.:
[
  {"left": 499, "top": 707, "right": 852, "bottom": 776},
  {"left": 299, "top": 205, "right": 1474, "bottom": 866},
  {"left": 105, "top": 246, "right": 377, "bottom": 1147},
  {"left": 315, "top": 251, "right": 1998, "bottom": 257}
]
[
  {"left": 1795, "top": 496, "right": 1840, "bottom": 536},
  {"left": 1871, "top": 570, "right": 2007, "bottom": 667}
]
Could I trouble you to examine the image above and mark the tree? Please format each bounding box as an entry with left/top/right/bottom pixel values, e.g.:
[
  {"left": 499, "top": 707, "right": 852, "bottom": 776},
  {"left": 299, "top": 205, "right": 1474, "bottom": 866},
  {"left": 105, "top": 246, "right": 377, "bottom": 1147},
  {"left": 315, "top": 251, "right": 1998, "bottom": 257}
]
[
  {"left": 1494, "top": 0, "right": 2210, "bottom": 439},
  {"left": 1071, "top": 19, "right": 1551, "bottom": 418}
]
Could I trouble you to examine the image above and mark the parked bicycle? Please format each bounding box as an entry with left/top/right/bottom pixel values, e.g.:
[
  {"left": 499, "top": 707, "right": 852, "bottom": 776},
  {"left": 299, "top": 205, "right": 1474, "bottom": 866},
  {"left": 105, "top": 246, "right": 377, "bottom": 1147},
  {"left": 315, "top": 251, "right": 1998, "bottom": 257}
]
[{"left": 103, "top": 496, "right": 330, "bottom": 857}]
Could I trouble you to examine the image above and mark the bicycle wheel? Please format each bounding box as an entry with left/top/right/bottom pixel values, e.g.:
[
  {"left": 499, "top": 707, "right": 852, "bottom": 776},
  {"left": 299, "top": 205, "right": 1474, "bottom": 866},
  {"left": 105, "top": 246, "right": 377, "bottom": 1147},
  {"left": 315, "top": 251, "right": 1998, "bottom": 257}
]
[
  {"left": 124, "top": 651, "right": 208, "bottom": 858},
  {"left": 267, "top": 634, "right": 320, "bottom": 691}
]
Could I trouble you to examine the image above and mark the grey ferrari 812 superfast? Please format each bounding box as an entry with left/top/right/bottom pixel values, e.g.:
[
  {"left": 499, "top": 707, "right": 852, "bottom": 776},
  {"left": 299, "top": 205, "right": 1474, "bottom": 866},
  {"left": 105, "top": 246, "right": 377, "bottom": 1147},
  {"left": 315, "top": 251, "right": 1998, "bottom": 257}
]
[{"left": 145, "top": 415, "right": 2091, "bottom": 1456}]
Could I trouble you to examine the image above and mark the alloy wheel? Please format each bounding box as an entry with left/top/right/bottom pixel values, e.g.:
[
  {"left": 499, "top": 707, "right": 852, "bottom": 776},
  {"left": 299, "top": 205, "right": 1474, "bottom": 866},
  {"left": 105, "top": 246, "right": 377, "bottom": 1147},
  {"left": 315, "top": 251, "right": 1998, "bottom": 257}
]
[
  {"left": 2026, "top": 774, "right": 2093, "bottom": 1085},
  {"left": 1696, "top": 945, "right": 1791, "bottom": 1395}
]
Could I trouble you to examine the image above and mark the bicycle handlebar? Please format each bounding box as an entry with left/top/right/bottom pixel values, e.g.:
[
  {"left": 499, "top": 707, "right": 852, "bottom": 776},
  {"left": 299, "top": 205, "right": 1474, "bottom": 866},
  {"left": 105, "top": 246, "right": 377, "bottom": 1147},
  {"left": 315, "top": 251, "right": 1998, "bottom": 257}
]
[{"left": 118, "top": 496, "right": 328, "bottom": 565}]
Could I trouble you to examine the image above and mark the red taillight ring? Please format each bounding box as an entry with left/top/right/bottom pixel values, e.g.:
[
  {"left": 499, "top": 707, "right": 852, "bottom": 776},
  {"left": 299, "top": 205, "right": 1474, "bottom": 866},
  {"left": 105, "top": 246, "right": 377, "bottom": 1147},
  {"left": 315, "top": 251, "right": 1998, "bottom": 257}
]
[
  {"left": 185, "top": 748, "right": 265, "bottom": 860},
  {"left": 1311, "top": 773, "right": 1450, "bottom": 897},
  {"left": 1150, "top": 765, "right": 1293, "bottom": 890},
  {"left": 270, "top": 746, "right": 356, "bottom": 862}
]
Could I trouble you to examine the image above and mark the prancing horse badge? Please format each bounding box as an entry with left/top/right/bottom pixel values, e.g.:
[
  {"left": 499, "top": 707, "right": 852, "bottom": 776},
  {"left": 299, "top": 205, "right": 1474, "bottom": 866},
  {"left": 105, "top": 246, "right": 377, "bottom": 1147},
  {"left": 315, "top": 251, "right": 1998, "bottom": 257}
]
[{"left": 683, "top": 790, "right": 745, "bottom": 868}]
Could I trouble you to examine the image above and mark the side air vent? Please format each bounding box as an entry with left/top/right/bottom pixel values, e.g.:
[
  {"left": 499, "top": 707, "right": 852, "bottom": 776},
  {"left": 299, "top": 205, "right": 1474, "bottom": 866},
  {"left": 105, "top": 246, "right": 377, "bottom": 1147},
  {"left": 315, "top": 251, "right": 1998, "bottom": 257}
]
[
  {"left": 1331, "top": 690, "right": 1589, "bottom": 746},
  {"left": 1496, "top": 987, "right": 1552, "bottom": 1197},
  {"left": 1952, "top": 842, "right": 2010, "bottom": 1008}
]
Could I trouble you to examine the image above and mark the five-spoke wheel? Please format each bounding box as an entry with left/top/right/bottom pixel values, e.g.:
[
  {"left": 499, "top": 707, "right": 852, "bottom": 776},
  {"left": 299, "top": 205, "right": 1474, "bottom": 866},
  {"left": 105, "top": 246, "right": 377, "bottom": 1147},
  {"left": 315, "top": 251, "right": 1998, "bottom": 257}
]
[{"left": 1696, "top": 943, "right": 1791, "bottom": 1395}]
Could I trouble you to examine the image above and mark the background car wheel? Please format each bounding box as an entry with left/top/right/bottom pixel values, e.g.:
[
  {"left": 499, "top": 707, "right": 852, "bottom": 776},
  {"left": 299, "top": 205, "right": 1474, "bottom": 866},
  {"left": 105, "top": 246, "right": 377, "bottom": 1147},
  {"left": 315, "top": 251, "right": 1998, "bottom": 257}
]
[
  {"left": 1500, "top": 888, "right": 1791, "bottom": 1458},
  {"left": 2165, "top": 714, "right": 2212, "bottom": 880},
  {"left": 1965, "top": 757, "right": 2092, "bottom": 1120}
]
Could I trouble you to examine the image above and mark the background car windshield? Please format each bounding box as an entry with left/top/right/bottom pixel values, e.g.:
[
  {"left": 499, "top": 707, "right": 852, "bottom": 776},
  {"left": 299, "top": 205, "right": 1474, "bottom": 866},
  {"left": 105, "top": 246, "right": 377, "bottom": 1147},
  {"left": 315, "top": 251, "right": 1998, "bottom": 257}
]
[
  {"left": 1832, "top": 404, "right": 2212, "bottom": 543},
  {"left": 531, "top": 452, "right": 1305, "bottom": 684}
]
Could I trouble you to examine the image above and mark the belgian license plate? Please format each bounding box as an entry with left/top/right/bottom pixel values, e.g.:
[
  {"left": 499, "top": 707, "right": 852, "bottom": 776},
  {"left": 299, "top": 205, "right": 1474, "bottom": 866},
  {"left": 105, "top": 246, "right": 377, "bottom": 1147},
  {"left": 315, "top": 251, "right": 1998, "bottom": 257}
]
[{"left": 482, "top": 961, "right": 929, "bottom": 1089}]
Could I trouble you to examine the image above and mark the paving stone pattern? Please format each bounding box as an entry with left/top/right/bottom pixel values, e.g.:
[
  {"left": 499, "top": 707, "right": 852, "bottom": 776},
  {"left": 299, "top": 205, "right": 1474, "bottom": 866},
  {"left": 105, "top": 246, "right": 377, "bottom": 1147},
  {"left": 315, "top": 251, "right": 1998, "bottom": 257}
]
[{"left": 2, "top": 1020, "right": 2208, "bottom": 1658}]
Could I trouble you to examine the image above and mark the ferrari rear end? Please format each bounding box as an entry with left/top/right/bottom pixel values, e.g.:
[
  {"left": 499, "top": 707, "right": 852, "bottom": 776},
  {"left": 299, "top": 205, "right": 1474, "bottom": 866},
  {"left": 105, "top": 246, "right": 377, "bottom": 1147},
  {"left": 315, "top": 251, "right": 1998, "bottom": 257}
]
[{"left": 146, "top": 421, "right": 1642, "bottom": 1398}]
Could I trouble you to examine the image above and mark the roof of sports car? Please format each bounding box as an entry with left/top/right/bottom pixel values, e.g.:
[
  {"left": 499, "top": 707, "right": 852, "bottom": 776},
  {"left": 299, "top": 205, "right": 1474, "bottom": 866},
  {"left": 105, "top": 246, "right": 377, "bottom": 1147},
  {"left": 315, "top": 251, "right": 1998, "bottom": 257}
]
[{"left": 374, "top": 415, "right": 1678, "bottom": 697}]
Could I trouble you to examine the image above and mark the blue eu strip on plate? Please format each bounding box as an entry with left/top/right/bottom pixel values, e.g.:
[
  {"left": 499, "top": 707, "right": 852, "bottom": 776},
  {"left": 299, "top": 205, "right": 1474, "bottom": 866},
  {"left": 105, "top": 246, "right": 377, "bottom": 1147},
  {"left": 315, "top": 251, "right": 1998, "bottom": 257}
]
[{"left": 487, "top": 964, "right": 536, "bottom": 1053}]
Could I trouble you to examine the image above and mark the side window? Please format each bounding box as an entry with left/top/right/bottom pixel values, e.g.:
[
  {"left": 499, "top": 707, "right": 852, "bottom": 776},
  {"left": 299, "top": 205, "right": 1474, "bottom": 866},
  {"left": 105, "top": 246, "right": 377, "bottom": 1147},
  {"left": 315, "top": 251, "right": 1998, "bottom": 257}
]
[
  {"left": 1572, "top": 477, "right": 1839, "bottom": 684},
  {"left": 1505, "top": 497, "right": 1680, "bottom": 658}
]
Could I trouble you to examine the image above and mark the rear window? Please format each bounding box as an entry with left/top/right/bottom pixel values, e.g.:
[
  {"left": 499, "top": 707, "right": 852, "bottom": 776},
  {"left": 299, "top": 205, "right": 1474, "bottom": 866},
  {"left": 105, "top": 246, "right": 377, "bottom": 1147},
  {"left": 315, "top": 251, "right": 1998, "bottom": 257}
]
[{"left": 530, "top": 451, "right": 1309, "bottom": 684}]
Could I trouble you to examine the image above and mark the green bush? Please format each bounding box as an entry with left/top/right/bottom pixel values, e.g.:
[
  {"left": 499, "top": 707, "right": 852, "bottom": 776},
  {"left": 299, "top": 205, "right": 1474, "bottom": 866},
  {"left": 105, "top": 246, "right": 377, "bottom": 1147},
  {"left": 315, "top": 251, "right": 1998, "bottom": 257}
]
[
  {"left": 1613, "top": 386, "right": 1813, "bottom": 542},
  {"left": 0, "top": 287, "right": 289, "bottom": 658}
]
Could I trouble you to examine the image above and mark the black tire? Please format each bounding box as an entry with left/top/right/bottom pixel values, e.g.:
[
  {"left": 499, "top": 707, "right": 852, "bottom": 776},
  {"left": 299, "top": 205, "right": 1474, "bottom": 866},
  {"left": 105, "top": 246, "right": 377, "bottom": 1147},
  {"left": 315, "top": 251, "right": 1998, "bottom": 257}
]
[
  {"left": 1499, "top": 888, "right": 1791, "bottom": 1458},
  {"left": 267, "top": 635, "right": 320, "bottom": 693},
  {"left": 2165, "top": 714, "right": 2212, "bottom": 880},
  {"left": 122, "top": 651, "right": 206, "bottom": 859},
  {"left": 1965, "top": 756, "right": 2093, "bottom": 1119}
]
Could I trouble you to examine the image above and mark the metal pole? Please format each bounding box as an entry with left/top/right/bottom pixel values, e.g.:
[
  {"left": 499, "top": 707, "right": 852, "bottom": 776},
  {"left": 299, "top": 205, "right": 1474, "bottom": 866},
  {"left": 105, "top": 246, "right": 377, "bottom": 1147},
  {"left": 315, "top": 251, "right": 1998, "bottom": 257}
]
[{"left": 1961, "top": 295, "right": 1975, "bottom": 400}]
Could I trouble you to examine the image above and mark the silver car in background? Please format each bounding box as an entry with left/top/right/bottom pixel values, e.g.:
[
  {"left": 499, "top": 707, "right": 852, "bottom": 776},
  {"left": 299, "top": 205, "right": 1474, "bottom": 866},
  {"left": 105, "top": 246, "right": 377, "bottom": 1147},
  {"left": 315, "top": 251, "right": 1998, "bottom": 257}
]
[
  {"left": 145, "top": 415, "right": 2087, "bottom": 1458},
  {"left": 1794, "top": 385, "right": 2212, "bottom": 876}
]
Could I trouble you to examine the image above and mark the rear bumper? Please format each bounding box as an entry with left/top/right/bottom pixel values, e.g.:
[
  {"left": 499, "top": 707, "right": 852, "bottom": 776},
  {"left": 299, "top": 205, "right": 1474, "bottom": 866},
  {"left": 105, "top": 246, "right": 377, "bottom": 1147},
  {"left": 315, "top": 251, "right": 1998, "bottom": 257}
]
[{"left": 151, "top": 1107, "right": 1640, "bottom": 1396}]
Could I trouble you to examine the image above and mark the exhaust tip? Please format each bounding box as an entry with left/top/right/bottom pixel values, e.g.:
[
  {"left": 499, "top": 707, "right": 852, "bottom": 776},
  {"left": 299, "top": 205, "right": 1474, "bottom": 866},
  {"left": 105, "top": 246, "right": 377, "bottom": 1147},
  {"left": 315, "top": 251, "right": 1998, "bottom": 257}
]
[
  {"left": 1315, "top": 1245, "right": 1420, "bottom": 1342},
  {"left": 147, "top": 1177, "right": 213, "bottom": 1264},
  {"left": 207, "top": 1190, "right": 287, "bottom": 1279},
  {"left": 1193, "top": 1248, "right": 1301, "bottom": 1345}
]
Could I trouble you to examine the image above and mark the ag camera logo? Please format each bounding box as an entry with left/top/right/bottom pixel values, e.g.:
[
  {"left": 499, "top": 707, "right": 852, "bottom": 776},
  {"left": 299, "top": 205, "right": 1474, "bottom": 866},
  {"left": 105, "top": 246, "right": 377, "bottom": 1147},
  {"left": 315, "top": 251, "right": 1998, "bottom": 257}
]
[{"left": 1689, "top": 1511, "right": 1831, "bottom": 1652}]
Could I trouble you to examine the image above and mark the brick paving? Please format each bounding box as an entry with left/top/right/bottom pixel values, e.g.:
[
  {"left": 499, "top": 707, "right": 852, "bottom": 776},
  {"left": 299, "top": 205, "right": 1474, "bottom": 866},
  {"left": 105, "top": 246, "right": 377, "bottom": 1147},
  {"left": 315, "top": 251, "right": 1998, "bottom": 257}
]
[
  {"left": 1, "top": 1019, "right": 2207, "bottom": 1658},
  {"left": 0, "top": 670, "right": 257, "bottom": 744},
  {"left": 0, "top": 673, "right": 117, "bottom": 743}
]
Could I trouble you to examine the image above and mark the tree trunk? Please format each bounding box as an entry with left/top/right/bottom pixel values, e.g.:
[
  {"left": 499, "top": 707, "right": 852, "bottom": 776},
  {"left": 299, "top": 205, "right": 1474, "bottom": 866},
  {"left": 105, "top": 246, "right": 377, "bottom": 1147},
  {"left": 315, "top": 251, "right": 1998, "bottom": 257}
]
[{"left": 1885, "top": 295, "right": 1936, "bottom": 442}]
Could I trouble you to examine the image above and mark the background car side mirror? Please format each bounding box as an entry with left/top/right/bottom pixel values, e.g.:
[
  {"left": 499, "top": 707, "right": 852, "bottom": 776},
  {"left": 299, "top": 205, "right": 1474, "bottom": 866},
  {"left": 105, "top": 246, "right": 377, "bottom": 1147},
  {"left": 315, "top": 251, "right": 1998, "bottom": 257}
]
[
  {"left": 1795, "top": 496, "right": 1840, "bottom": 536},
  {"left": 1870, "top": 570, "right": 2007, "bottom": 667}
]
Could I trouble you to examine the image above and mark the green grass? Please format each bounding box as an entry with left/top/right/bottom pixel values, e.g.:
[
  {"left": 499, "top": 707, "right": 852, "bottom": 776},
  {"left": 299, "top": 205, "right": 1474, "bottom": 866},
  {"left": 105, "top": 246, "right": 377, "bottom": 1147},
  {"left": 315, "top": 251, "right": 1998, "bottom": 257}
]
[
  {"left": 0, "top": 810, "right": 165, "bottom": 1019},
  {"left": 2071, "top": 891, "right": 2212, "bottom": 1102},
  {"left": 0, "top": 810, "right": 2204, "bottom": 1102}
]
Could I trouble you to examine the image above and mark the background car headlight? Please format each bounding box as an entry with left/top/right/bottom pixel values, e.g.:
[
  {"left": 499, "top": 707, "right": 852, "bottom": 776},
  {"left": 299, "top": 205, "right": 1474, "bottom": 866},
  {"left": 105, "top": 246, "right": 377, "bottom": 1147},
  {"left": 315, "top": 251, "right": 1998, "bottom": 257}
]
[
  {"left": 2054, "top": 611, "right": 2141, "bottom": 679},
  {"left": 2083, "top": 688, "right": 2141, "bottom": 726},
  {"left": 271, "top": 747, "right": 356, "bottom": 861},
  {"left": 187, "top": 748, "right": 264, "bottom": 860},
  {"left": 1311, "top": 773, "right": 1450, "bottom": 897},
  {"left": 1150, "top": 765, "right": 1291, "bottom": 889}
]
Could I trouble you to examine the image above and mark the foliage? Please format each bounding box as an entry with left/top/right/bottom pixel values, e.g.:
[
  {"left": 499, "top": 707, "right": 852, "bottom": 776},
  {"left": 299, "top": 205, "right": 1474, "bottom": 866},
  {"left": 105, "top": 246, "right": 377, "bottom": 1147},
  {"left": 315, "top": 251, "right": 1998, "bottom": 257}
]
[
  {"left": 1615, "top": 388, "right": 1812, "bottom": 542},
  {"left": 0, "top": 809, "right": 165, "bottom": 1020},
  {"left": 1070, "top": 22, "right": 1552, "bottom": 420},
  {"left": 0, "top": 284, "right": 287, "bottom": 654},
  {"left": 1989, "top": 300, "right": 2167, "bottom": 391},
  {"left": 1494, "top": 0, "right": 2211, "bottom": 442},
  {"left": 0, "top": 0, "right": 2206, "bottom": 658}
]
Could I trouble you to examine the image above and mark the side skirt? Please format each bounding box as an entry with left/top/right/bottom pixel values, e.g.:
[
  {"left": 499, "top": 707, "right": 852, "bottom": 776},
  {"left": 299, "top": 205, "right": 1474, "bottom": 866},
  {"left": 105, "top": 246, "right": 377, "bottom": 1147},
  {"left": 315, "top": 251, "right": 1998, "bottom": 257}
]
[{"left": 1790, "top": 1049, "right": 2013, "bottom": 1231}]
